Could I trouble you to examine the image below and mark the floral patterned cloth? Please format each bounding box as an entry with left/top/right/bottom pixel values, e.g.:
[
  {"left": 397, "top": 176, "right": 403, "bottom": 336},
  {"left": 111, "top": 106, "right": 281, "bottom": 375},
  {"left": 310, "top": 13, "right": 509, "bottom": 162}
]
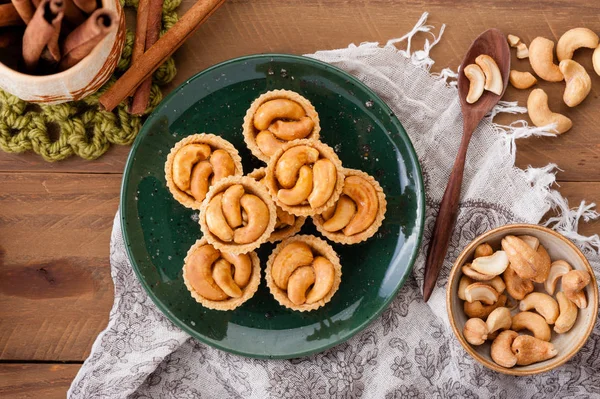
[{"left": 69, "top": 15, "right": 600, "bottom": 399}]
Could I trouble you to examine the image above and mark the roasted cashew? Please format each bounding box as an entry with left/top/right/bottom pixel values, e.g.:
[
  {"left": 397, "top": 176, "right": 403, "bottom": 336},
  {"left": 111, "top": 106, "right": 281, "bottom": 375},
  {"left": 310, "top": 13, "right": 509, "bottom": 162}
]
[
  {"left": 464, "top": 64, "right": 485, "bottom": 104},
  {"left": 544, "top": 260, "right": 572, "bottom": 295},
  {"left": 463, "top": 318, "right": 488, "bottom": 345},
  {"left": 464, "top": 294, "right": 507, "bottom": 319},
  {"left": 206, "top": 193, "right": 234, "bottom": 242},
  {"left": 233, "top": 194, "right": 269, "bottom": 244},
  {"left": 307, "top": 159, "right": 337, "bottom": 208},
  {"left": 556, "top": 27, "right": 599, "bottom": 61},
  {"left": 503, "top": 265, "right": 534, "bottom": 300},
  {"left": 256, "top": 130, "right": 285, "bottom": 158},
  {"left": 275, "top": 145, "right": 320, "bottom": 188},
  {"left": 593, "top": 46, "right": 600, "bottom": 76},
  {"left": 221, "top": 184, "right": 245, "bottom": 229},
  {"left": 272, "top": 241, "right": 314, "bottom": 289},
  {"left": 173, "top": 144, "right": 212, "bottom": 191},
  {"left": 189, "top": 161, "right": 213, "bottom": 201},
  {"left": 529, "top": 37, "right": 563, "bottom": 82},
  {"left": 518, "top": 235, "right": 539, "bottom": 250},
  {"left": 475, "top": 54, "right": 503, "bottom": 95},
  {"left": 220, "top": 252, "right": 252, "bottom": 288},
  {"left": 512, "top": 311, "right": 551, "bottom": 341},
  {"left": 512, "top": 335, "right": 557, "bottom": 366},
  {"left": 491, "top": 330, "right": 518, "bottom": 368},
  {"left": 474, "top": 243, "right": 493, "bottom": 259},
  {"left": 559, "top": 59, "right": 591, "bottom": 107},
  {"left": 482, "top": 276, "right": 506, "bottom": 295},
  {"left": 209, "top": 149, "right": 236, "bottom": 185},
  {"left": 516, "top": 43, "right": 529, "bottom": 59},
  {"left": 464, "top": 283, "right": 499, "bottom": 305},
  {"left": 322, "top": 195, "right": 356, "bottom": 232},
  {"left": 554, "top": 291, "right": 578, "bottom": 334},
  {"left": 458, "top": 276, "right": 474, "bottom": 301},
  {"left": 562, "top": 270, "right": 591, "bottom": 309},
  {"left": 501, "top": 235, "right": 551, "bottom": 282},
  {"left": 186, "top": 244, "right": 228, "bottom": 301},
  {"left": 507, "top": 34, "right": 521, "bottom": 47},
  {"left": 321, "top": 205, "right": 336, "bottom": 220},
  {"left": 287, "top": 266, "right": 316, "bottom": 305},
  {"left": 462, "top": 264, "right": 495, "bottom": 281},
  {"left": 509, "top": 70, "right": 537, "bottom": 89},
  {"left": 519, "top": 292, "right": 559, "bottom": 324},
  {"left": 277, "top": 165, "right": 313, "bottom": 206},
  {"left": 305, "top": 256, "right": 335, "bottom": 304},
  {"left": 527, "top": 89, "right": 572, "bottom": 134},
  {"left": 471, "top": 250, "right": 509, "bottom": 276},
  {"left": 268, "top": 116, "right": 314, "bottom": 141},
  {"left": 212, "top": 258, "right": 242, "bottom": 298},
  {"left": 253, "top": 99, "right": 306, "bottom": 131},
  {"left": 486, "top": 307, "right": 512, "bottom": 334},
  {"left": 342, "top": 175, "right": 379, "bottom": 236}
]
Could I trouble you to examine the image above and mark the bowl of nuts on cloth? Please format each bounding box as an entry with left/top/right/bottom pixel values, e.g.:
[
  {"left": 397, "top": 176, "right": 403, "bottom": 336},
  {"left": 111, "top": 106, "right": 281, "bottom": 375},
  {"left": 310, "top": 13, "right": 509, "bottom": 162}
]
[{"left": 447, "top": 224, "right": 598, "bottom": 375}]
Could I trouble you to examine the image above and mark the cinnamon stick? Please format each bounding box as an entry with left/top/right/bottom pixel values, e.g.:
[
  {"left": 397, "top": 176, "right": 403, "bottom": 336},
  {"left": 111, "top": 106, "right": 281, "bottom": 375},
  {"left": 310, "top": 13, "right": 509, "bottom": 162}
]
[
  {"left": 22, "top": 0, "right": 64, "bottom": 71},
  {"left": 129, "top": 0, "right": 162, "bottom": 115},
  {"left": 99, "top": 0, "right": 226, "bottom": 112},
  {"left": 62, "top": 0, "right": 85, "bottom": 26},
  {"left": 0, "top": 3, "right": 25, "bottom": 27},
  {"left": 127, "top": 0, "right": 150, "bottom": 113},
  {"left": 72, "top": 0, "right": 96, "bottom": 13},
  {"left": 58, "top": 8, "right": 118, "bottom": 70},
  {"left": 10, "top": 0, "right": 34, "bottom": 24}
]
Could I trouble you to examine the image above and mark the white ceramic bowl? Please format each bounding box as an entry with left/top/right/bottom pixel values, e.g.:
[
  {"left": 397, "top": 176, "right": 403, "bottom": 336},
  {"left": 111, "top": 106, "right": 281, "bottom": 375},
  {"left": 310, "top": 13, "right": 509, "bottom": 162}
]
[{"left": 447, "top": 224, "right": 598, "bottom": 375}]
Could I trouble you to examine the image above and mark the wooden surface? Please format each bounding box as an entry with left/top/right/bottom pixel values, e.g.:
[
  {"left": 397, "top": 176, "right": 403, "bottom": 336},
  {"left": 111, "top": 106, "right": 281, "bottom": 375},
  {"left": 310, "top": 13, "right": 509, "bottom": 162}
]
[{"left": 1, "top": 1, "right": 599, "bottom": 397}]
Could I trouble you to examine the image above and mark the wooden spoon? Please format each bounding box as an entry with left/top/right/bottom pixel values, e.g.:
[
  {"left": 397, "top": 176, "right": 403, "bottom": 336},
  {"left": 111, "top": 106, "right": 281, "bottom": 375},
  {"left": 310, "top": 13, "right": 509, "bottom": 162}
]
[{"left": 422, "top": 29, "right": 510, "bottom": 302}]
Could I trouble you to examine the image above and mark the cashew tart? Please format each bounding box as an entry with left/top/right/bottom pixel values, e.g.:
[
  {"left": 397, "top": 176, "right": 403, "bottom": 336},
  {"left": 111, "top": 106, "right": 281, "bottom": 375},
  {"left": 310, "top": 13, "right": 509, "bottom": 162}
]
[
  {"left": 265, "top": 139, "right": 344, "bottom": 217},
  {"left": 243, "top": 90, "right": 321, "bottom": 162},
  {"left": 248, "top": 167, "right": 306, "bottom": 242},
  {"left": 312, "top": 168, "right": 386, "bottom": 244},
  {"left": 165, "top": 133, "right": 244, "bottom": 209},
  {"left": 183, "top": 238, "right": 261, "bottom": 311},
  {"left": 265, "top": 235, "right": 342, "bottom": 312},
  {"left": 199, "top": 176, "right": 277, "bottom": 254}
]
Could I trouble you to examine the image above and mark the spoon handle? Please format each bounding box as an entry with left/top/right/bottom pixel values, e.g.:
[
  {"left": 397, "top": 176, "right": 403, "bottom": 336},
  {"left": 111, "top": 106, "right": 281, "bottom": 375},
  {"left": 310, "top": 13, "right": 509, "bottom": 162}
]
[{"left": 422, "top": 120, "right": 478, "bottom": 301}]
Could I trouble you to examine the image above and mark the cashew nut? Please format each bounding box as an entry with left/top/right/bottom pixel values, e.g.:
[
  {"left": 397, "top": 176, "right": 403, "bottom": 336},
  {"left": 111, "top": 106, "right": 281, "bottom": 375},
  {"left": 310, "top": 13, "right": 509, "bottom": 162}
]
[
  {"left": 221, "top": 184, "right": 245, "bottom": 229},
  {"left": 509, "top": 70, "right": 537, "bottom": 89},
  {"left": 275, "top": 145, "right": 320, "bottom": 188},
  {"left": 185, "top": 244, "right": 228, "bottom": 301},
  {"left": 189, "top": 161, "right": 213, "bottom": 202},
  {"left": 253, "top": 99, "right": 306, "bottom": 130},
  {"left": 593, "top": 46, "right": 600, "bottom": 76},
  {"left": 463, "top": 318, "right": 488, "bottom": 345},
  {"left": 526, "top": 89, "right": 572, "bottom": 134},
  {"left": 562, "top": 270, "right": 591, "bottom": 309},
  {"left": 342, "top": 175, "right": 379, "bottom": 236},
  {"left": 173, "top": 144, "right": 212, "bottom": 191},
  {"left": 305, "top": 256, "right": 335, "bottom": 304},
  {"left": 519, "top": 292, "right": 559, "bottom": 325},
  {"left": 554, "top": 291, "right": 578, "bottom": 334},
  {"left": 212, "top": 258, "right": 242, "bottom": 298},
  {"left": 272, "top": 241, "right": 314, "bottom": 289},
  {"left": 277, "top": 165, "right": 313, "bottom": 206},
  {"left": 209, "top": 149, "right": 236, "bottom": 185},
  {"left": 458, "top": 275, "right": 474, "bottom": 301},
  {"left": 321, "top": 205, "right": 336, "bottom": 221},
  {"left": 516, "top": 43, "right": 529, "bottom": 59},
  {"left": 256, "top": 130, "right": 285, "bottom": 158},
  {"left": 322, "top": 195, "right": 356, "bottom": 232},
  {"left": 483, "top": 276, "right": 506, "bottom": 295},
  {"left": 475, "top": 54, "right": 503, "bottom": 95},
  {"left": 486, "top": 307, "right": 512, "bottom": 335},
  {"left": 462, "top": 264, "right": 495, "bottom": 281},
  {"left": 206, "top": 193, "right": 234, "bottom": 242},
  {"left": 501, "top": 235, "right": 551, "bottom": 282},
  {"left": 471, "top": 250, "right": 509, "bottom": 276},
  {"left": 307, "top": 159, "right": 337, "bottom": 208},
  {"left": 233, "top": 194, "right": 269, "bottom": 244},
  {"left": 269, "top": 116, "right": 314, "bottom": 141},
  {"left": 556, "top": 27, "right": 599, "bottom": 61},
  {"left": 474, "top": 243, "right": 493, "bottom": 259},
  {"left": 491, "top": 330, "right": 519, "bottom": 368},
  {"left": 529, "top": 37, "right": 563, "bottom": 82},
  {"left": 512, "top": 311, "right": 551, "bottom": 341},
  {"left": 544, "top": 260, "right": 572, "bottom": 295},
  {"left": 503, "top": 266, "right": 534, "bottom": 300},
  {"left": 464, "top": 294, "right": 507, "bottom": 319},
  {"left": 507, "top": 34, "right": 521, "bottom": 47},
  {"left": 511, "top": 335, "right": 558, "bottom": 366},
  {"left": 464, "top": 64, "right": 485, "bottom": 104},
  {"left": 220, "top": 252, "right": 252, "bottom": 288},
  {"left": 464, "top": 283, "right": 499, "bottom": 305},
  {"left": 287, "top": 266, "right": 316, "bottom": 305},
  {"left": 517, "top": 235, "right": 539, "bottom": 251},
  {"left": 559, "top": 59, "right": 591, "bottom": 107}
]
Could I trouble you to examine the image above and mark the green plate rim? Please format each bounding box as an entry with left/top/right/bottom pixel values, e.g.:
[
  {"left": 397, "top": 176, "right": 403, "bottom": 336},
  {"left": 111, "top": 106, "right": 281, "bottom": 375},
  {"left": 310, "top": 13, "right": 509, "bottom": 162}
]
[{"left": 120, "top": 53, "right": 425, "bottom": 359}]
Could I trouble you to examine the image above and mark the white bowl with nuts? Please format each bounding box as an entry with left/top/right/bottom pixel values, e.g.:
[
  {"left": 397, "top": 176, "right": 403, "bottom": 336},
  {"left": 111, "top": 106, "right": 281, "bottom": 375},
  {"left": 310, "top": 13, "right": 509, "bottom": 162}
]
[{"left": 446, "top": 224, "right": 598, "bottom": 375}]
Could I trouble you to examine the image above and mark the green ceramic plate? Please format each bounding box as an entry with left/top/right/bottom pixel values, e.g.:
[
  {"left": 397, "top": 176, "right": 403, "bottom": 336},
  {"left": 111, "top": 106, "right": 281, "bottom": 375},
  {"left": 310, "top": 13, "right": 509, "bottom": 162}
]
[{"left": 121, "top": 54, "right": 424, "bottom": 359}]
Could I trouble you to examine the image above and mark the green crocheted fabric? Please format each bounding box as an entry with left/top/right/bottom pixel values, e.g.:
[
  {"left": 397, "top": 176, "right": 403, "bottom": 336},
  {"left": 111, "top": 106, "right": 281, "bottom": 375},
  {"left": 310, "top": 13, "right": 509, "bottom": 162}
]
[{"left": 0, "top": 0, "right": 181, "bottom": 161}]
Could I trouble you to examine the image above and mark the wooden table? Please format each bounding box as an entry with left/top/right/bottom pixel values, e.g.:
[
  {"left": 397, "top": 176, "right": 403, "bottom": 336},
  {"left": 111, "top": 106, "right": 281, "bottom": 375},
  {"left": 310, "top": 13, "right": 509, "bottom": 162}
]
[{"left": 1, "top": 1, "right": 598, "bottom": 397}]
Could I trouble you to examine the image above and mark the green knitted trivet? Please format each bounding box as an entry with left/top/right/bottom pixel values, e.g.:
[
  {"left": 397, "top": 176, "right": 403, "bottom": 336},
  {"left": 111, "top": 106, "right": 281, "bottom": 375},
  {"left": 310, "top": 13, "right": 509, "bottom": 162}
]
[{"left": 0, "top": 0, "right": 181, "bottom": 162}]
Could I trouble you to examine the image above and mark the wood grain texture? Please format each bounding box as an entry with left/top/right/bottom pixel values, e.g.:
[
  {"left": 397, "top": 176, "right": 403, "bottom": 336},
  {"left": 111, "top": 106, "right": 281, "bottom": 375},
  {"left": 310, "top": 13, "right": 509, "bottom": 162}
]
[{"left": 0, "top": 363, "right": 80, "bottom": 399}]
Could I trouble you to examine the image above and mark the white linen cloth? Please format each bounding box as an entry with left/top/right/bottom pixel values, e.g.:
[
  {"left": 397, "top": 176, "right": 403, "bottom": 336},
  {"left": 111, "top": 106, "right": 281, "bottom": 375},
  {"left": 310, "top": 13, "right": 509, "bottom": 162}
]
[{"left": 69, "top": 13, "right": 600, "bottom": 399}]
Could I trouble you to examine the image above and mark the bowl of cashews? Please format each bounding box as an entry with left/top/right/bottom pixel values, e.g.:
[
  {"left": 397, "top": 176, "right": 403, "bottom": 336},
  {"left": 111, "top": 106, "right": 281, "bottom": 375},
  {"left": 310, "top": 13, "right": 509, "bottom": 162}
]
[{"left": 446, "top": 224, "right": 598, "bottom": 375}]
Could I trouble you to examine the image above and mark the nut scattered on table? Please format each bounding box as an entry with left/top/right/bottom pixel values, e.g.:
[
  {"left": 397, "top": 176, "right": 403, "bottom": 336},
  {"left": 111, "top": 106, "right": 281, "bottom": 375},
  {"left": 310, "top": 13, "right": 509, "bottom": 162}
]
[
  {"left": 556, "top": 27, "right": 599, "bottom": 61},
  {"left": 509, "top": 70, "right": 537, "bottom": 89},
  {"left": 529, "top": 37, "right": 564, "bottom": 82},
  {"left": 526, "top": 89, "right": 572, "bottom": 134},
  {"left": 559, "top": 59, "right": 592, "bottom": 107}
]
